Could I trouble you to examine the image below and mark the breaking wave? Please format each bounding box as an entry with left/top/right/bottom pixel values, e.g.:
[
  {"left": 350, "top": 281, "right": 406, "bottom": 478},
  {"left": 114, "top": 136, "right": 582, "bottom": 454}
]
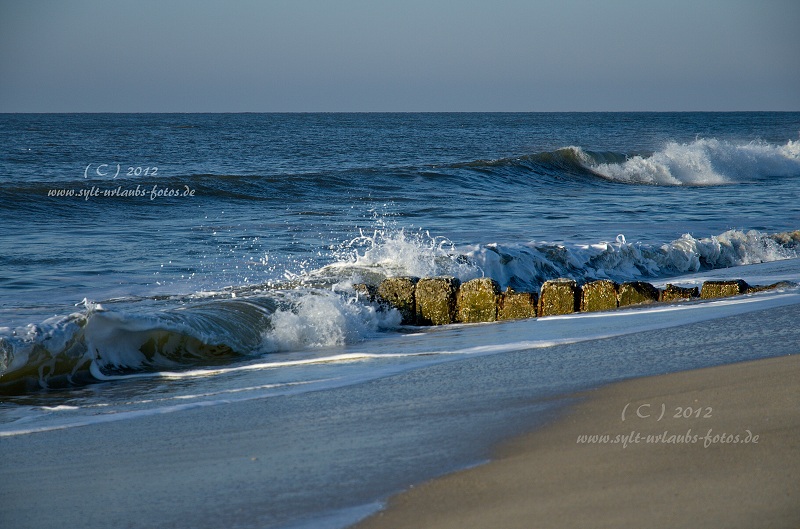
[
  {"left": 456, "top": 139, "right": 800, "bottom": 187},
  {"left": 322, "top": 227, "right": 800, "bottom": 292},
  {"left": 467, "top": 229, "right": 800, "bottom": 291},
  {"left": 577, "top": 139, "right": 800, "bottom": 186},
  {"left": 1, "top": 226, "right": 798, "bottom": 395},
  {"left": 0, "top": 292, "right": 399, "bottom": 395}
]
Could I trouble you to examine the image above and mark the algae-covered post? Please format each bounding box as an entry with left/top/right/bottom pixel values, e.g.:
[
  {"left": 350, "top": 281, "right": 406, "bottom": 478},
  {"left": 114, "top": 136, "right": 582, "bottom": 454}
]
[
  {"left": 747, "top": 281, "right": 796, "bottom": 293},
  {"left": 377, "top": 276, "right": 419, "bottom": 324},
  {"left": 618, "top": 281, "right": 661, "bottom": 307},
  {"left": 456, "top": 278, "right": 501, "bottom": 323},
  {"left": 538, "top": 279, "right": 580, "bottom": 317},
  {"left": 353, "top": 283, "right": 378, "bottom": 302},
  {"left": 580, "top": 280, "right": 619, "bottom": 312},
  {"left": 700, "top": 280, "right": 750, "bottom": 299},
  {"left": 368, "top": 275, "right": 792, "bottom": 328},
  {"left": 416, "top": 276, "right": 461, "bottom": 325},
  {"left": 659, "top": 284, "right": 699, "bottom": 302},
  {"left": 497, "top": 287, "right": 538, "bottom": 321}
]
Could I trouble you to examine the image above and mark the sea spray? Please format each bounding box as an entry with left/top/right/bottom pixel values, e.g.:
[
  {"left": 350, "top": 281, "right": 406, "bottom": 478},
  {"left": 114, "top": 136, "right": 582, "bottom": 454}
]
[
  {"left": 444, "top": 139, "right": 800, "bottom": 186},
  {"left": 1, "top": 227, "right": 797, "bottom": 394},
  {"left": 586, "top": 139, "right": 800, "bottom": 185},
  {"left": 308, "top": 226, "right": 484, "bottom": 289},
  {"left": 466, "top": 229, "right": 798, "bottom": 291},
  {"left": 260, "top": 290, "right": 400, "bottom": 352}
]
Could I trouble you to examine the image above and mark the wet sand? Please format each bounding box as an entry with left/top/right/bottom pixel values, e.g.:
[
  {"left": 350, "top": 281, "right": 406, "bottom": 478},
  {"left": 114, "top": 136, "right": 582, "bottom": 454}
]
[{"left": 355, "top": 354, "right": 800, "bottom": 529}]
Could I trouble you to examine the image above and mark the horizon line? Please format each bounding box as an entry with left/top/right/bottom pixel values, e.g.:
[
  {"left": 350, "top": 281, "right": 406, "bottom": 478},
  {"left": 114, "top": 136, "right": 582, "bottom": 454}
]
[{"left": 2, "top": 110, "right": 799, "bottom": 115}]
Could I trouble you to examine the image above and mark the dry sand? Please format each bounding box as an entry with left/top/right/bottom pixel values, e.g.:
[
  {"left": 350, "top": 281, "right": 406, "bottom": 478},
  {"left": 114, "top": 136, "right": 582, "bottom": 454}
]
[{"left": 354, "top": 354, "right": 800, "bottom": 529}]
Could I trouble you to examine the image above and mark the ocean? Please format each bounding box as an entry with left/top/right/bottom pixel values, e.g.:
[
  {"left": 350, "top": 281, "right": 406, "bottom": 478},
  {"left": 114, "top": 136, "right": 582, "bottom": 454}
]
[{"left": 2, "top": 112, "right": 800, "bottom": 528}]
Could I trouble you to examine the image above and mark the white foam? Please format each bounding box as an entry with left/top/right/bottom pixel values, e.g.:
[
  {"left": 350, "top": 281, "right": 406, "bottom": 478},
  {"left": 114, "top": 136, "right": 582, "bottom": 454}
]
[
  {"left": 467, "top": 229, "right": 796, "bottom": 290},
  {"left": 89, "top": 351, "right": 429, "bottom": 382},
  {"left": 314, "top": 226, "right": 483, "bottom": 288},
  {"left": 313, "top": 225, "right": 795, "bottom": 294},
  {"left": 588, "top": 139, "right": 800, "bottom": 186},
  {"left": 260, "top": 290, "right": 401, "bottom": 352},
  {"left": 0, "top": 312, "right": 90, "bottom": 383}
]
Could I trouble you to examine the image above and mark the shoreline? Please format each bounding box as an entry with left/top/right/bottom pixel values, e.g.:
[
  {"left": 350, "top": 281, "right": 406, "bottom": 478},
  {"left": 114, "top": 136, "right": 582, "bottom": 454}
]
[
  {"left": 353, "top": 354, "right": 800, "bottom": 529},
  {"left": 2, "top": 300, "right": 800, "bottom": 529}
]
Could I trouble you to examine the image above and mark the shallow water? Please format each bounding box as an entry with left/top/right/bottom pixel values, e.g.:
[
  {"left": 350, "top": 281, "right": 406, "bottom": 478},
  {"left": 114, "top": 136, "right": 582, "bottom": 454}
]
[{"left": 2, "top": 284, "right": 799, "bottom": 529}]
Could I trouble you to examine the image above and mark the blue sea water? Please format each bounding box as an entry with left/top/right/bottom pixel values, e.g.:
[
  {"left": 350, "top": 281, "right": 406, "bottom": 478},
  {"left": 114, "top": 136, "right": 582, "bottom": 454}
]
[
  {"left": 2, "top": 111, "right": 800, "bottom": 390},
  {"left": 1, "top": 113, "right": 800, "bottom": 527}
]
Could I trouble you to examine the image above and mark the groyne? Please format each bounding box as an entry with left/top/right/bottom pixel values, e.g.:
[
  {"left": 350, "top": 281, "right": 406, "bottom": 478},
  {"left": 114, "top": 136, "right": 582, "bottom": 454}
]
[{"left": 355, "top": 276, "right": 795, "bottom": 326}]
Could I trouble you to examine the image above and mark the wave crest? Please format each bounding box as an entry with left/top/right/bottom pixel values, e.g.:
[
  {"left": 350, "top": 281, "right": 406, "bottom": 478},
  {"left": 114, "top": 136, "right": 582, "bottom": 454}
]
[
  {"left": 0, "top": 292, "right": 399, "bottom": 395},
  {"left": 261, "top": 291, "right": 400, "bottom": 352},
  {"left": 466, "top": 229, "right": 798, "bottom": 290},
  {"left": 451, "top": 139, "right": 800, "bottom": 187},
  {"left": 2, "top": 227, "right": 798, "bottom": 395},
  {"left": 586, "top": 139, "right": 800, "bottom": 186}
]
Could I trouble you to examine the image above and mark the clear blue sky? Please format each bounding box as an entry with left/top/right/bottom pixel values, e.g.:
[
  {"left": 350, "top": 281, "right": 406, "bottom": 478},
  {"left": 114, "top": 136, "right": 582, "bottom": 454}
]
[{"left": 1, "top": 0, "right": 798, "bottom": 112}]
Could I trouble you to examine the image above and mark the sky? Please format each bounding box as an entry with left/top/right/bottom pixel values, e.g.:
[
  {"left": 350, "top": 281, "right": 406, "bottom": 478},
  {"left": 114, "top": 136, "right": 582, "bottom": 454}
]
[{"left": 1, "top": 0, "right": 798, "bottom": 112}]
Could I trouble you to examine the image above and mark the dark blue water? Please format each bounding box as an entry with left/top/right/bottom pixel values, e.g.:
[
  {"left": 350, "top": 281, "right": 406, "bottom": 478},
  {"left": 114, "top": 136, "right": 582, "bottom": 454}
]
[{"left": 1, "top": 112, "right": 799, "bottom": 394}]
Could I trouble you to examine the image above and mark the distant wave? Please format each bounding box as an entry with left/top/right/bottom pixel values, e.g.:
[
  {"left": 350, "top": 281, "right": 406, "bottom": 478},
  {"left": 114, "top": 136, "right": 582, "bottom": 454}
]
[
  {"left": 572, "top": 139, "right": 800, "bottom": 186},
  {"left": 4, "top": 139, "right": 799, "bottom": 214},
  {"left": 453, "top": 139, "right": 800, "bottom": 186}
]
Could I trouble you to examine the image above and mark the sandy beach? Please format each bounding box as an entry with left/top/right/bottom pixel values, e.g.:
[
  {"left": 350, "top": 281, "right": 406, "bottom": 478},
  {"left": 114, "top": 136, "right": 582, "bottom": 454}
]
[{"left": 355, "top": 354, "right": 800, "bottom": 529}]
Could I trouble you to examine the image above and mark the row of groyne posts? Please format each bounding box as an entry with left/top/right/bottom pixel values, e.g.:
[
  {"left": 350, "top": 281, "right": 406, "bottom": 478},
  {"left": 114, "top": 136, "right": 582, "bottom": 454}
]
[{"left": 353, "top": 276, "right": 795, "bottom": 326}]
